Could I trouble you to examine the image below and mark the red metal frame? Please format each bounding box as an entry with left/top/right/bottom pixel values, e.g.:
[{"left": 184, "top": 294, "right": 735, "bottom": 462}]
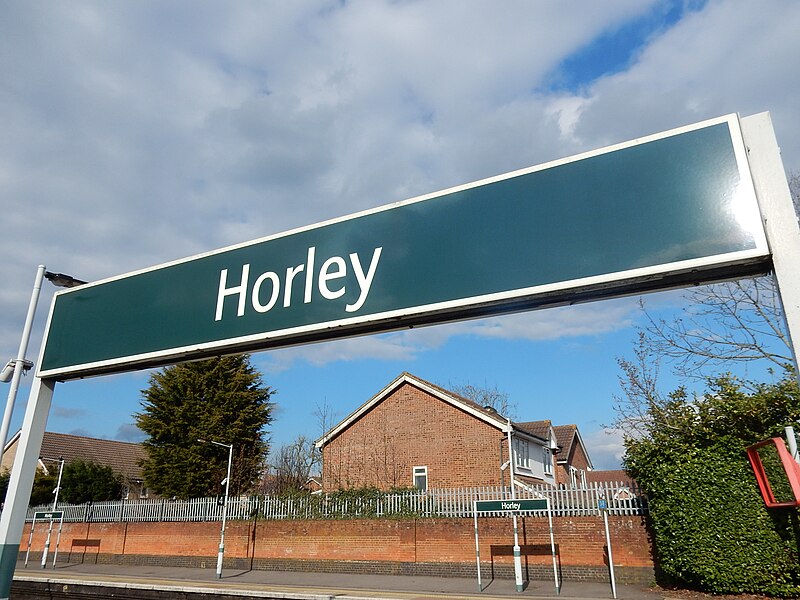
[{"left": 746, "top": 437, "right": 800, "bottom": 508}]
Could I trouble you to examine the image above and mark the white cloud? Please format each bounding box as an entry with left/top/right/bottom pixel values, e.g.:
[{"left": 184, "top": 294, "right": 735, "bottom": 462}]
[
  {"left": 572, "top": 0, "right": 800, "bottom": 167},
  {"left": 256, "top": 297, "right": 640, "bottom": 372},
  {"left": 1, "top": 0, "right": 797, "bottom": 380},
  {"left": 582, "top": 427, "right": 626, "bottom": 471},
  {"left": 465, "top": 299, "right": 638, "bottom": 341},
  {"left": 114, "top": 423, "right": 146, "bottom": 443}
]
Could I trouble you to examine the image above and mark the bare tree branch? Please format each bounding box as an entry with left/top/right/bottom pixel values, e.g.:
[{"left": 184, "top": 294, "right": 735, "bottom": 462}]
[
  {"left": 640, "top": 276, "right": 793, "bottom": 381},
  {"left": 610, "top": 171, "right": 799, "bottom": 439},
  {"left": 267, "top": 435, "right": 319, "bottom": 494},
  {"left": 611, "top": 331, "right": 684, "bottom": 438},
  {"left": 449, "top": 382, "right": 517, "bottom": 419}
]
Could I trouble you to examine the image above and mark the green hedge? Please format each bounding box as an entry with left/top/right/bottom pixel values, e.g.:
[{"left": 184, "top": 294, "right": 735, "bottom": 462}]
[{"left": 625, "top": 377, "right": 800, "bottom": 596}]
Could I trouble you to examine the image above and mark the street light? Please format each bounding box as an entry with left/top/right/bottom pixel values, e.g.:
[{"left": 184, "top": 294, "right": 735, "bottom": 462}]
[
  {"left": 505, "top": 420, "right": 524, "bottom": 593},
  {"left": 198, "top": 438, "right": 233, "bottom": 579},
  {"left": 0, "top": 266, "right": 85, "bottom": 468},
  {"left": 39, "top": 456, "right": 64, "bottom": 569}
]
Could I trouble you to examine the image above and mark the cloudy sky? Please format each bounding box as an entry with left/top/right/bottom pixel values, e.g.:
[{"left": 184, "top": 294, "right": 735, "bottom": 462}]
[{"left": 2, "top": 0, "right": 799, "bottom": 471}]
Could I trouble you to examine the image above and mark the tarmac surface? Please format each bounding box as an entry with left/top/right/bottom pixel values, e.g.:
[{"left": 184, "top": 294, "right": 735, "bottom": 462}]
[{"left": 12, "top": 560, "right": 673, "bottom": 600}]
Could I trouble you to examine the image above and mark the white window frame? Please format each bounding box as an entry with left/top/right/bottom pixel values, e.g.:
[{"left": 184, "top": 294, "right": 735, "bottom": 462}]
[
  {"left": 413, "top": 466, "right": 428, "bottom": 491},
  {"left": 513, "top": 438, "right": 532, "bottom": 471},
  {"left": 543, "top": 447, "right": 553, "bottom": 476}
]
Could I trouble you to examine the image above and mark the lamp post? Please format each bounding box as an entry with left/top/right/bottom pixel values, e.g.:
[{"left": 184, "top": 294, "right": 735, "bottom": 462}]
[
  {"left": 198, "top": 438, "right": 233, "bottom": 579},
  {"left": 505, "top": 420, "right": 524, "bottom": 593},
  {"left": 39, "top": 456, "right": 64, "bottom": 568},
  {"left": 0, "top": 266, "right": 85, "bottom": 468}
]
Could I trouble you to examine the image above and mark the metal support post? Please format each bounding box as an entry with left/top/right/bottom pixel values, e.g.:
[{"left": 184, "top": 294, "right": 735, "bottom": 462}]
[
  {"left": 473, "top": 502, "right": 482, "bottom": 592},
  {"left": 740, "top": 112, "right": 800, "bottom": 386},
  {"left": 0, "top": 376, "right": 56, "bottom": 600},
  {"left": 0, "top": 266, "right": 46, "bottom": 464},
  {"left": 52, "top": 513, "right": 64, "bottom": 569},
  {"left": 41, "top": 457, "right": 64, "bottom": 568},
  {"left": 217, "top": 444, "right": 232, "bottom": 579},
  {"left": 547, "top": 499, "right": 560, "bottom": 594},
  {"left": 603, "top": 508, "right": 617, "bottom": 599},
  {"left": 198, "top": 438, "right": 232, "bottom": 579},
  {"left": 786, "top": 426, "right": 800, "bottom": 465},
  {"left": 506, "top": 421, "right": 523, "bottom": 593}
]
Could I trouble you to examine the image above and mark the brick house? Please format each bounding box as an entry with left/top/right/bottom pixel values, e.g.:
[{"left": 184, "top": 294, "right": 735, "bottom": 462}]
[
  {"left": 315, "top": 372, "right": 592, "bottom": 491},
  {"left": 2, "top": 430, "right": 149, "bottom": 500},
  {"left": 510, "top": 421, "right": 593, "bottom": 487},
  {"left": 553, "top": 423, "right": 594, "bottom": 487}
]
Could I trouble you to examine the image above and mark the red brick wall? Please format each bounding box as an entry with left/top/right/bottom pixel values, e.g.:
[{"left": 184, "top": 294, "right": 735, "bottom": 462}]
[
  {"left": 323, "top": 382, "right": 509, "bottom": 490},
  {"left": 21, "top": 515, "right": 653, "bottom": 582},
  {"left": 556, "top": 438, "right": 592, "bottom": 486}
]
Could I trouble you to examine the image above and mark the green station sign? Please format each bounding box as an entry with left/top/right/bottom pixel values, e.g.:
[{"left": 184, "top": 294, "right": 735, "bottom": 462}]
[
  {"left": 39, "top": 114, "right": 769, "bottom": 379},
  {"left": 475, "top": 499, "right": 548, "bottom": 512},
  {"left": 32, "top": 511, "right": 63, "bottom": 520}
]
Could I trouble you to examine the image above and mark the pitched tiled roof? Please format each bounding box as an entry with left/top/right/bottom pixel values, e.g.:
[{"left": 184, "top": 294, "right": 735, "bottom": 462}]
[
  {"left": 553, "top": 424, "right": 578, "bottom": 455},
  {"left": 514, "top": 420, "right": 551, "bottom": 441},
  {"left": 39, "top": 432, "right": 145, "bottom": 482},
  {"left": 585, "top": 469, "right": 635, "bottom": 486}
]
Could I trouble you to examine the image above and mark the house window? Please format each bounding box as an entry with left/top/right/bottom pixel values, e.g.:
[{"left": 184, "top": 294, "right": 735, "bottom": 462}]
[
  {"left": 543, "top": 448, "right": 553, "bottom": 476},
  {"left": 513, "top": 438, "right": 531, "bottom": 470},
  {"left": 413, "top": 466, "right": 428, "bottom": 491},
  {"left": 569, "top": 466, "right": 578, "bottom": 487},
  {"left": 139, "top": 486, "right": 149, "bottom": 499}
]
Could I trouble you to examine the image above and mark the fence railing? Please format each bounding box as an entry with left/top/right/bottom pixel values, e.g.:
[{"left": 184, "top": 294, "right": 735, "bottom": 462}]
[{"left": 26, "top": 481, "right": 646, "bottom": 523}]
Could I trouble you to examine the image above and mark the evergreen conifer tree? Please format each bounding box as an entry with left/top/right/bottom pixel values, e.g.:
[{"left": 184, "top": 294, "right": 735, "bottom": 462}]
[{"left": 136, "top": 354, "right": 274, "bottom": 499}]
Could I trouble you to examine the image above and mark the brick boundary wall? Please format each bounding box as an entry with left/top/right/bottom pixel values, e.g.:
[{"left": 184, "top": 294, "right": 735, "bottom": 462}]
[{"left": 20, "top": 515, "right": 655, "bottom": 585}]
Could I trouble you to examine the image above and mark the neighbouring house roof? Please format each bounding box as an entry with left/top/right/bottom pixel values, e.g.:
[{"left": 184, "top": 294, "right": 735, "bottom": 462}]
[
  {"left": 515, "top": 420, "right": 552, "bottom": 441},
  {"left": 4, "top": 430, "right": 145, "bottom": 482},
  {"left": 551, "top": 424, "right": 594, "bottom": 470},
  {"left": 585, "top": 469, "right": 635, "bottom": 487},
  {"left": 316, "top": 372, "right": 552, "bottom": 449}
]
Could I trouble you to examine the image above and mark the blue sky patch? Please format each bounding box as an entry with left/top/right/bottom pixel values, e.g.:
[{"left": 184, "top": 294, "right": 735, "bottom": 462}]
[{"left": 545, "top": 1, "right": 707, "bottom": 93}]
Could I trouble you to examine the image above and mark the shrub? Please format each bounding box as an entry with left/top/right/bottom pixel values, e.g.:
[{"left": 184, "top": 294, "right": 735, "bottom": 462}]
[{"left": 625, "top": 377, "right": 800, "bottom": 596}]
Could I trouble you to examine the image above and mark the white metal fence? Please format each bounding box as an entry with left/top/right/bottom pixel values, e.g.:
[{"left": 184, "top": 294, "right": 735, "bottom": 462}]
[{"left": 26, "top": 482, "right": 646, "bottom": 523}]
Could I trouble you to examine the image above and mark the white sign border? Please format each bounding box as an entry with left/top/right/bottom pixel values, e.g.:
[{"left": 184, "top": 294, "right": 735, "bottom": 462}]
[{"left": 37, "top": 113, "right": 769, "bottom": 380}]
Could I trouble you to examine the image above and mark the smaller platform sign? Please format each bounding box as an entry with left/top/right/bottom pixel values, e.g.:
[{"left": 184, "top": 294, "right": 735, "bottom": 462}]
[{"left": 475, "top": 499, "right": 547, "bottom": 512}]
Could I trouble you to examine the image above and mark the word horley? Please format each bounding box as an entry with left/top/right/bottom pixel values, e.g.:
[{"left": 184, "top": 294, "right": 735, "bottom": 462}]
[{"left": 215, "top": 246, "right": 383, "bottom": 321}]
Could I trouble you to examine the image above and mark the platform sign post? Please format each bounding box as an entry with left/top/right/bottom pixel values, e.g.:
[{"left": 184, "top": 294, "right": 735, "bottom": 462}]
[
  {"left": 474, "top": 498, "right": 558, "bottom": 594},
  {"left": 599, "top": 495, "right": 617, "bottom": 599},
  {"left": 739, "top": 113, "right": 800, "bottom": 391}
]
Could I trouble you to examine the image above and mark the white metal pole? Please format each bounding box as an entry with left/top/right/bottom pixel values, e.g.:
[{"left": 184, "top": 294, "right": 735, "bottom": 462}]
[
  {"left": 473, "top": 501, "right": 482, "bottom": 592},
  {"left": 603, "top": 509, "right": 617, "bottom": 599},
  {"left": 23, "top": 517, "right": 36, "bottom": 567},
  {"left": 506, "top": 421, "right": 523, "bottom": 593},
  {"left": 0, "top": 265, "right": 46, "bottom": 466},
  {"left": 547, "top": 498, "right": 559, "bottom": 594},
  {"left": 52, "top": 513, "right": 64, "bottom": 569},
  {"left": 0, "top": 376, "right": 56, "bottom": 600},
  {"left": 786, "top": 426, "right": 799, "bottom": 465},
  {"left": 740, "top": 113, "right": 800, "bottom": 387},
  {"left": 41, "top": 458, "right": 63, "bottom": 568},
  {"left": 216, "top": 443, "right": 232, "bottom": 579}
]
